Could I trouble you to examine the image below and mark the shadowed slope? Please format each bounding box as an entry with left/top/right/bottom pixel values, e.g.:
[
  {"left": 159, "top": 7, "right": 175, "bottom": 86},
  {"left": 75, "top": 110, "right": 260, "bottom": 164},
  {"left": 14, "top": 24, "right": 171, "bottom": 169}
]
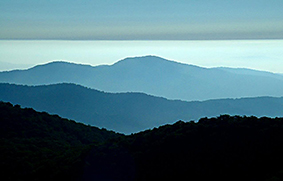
[
  {"left": 0, "top": 101, "right": 118, "bottom": 181},
  {"left": 2, "top": 102, "right": 283, "bottom": 180}
]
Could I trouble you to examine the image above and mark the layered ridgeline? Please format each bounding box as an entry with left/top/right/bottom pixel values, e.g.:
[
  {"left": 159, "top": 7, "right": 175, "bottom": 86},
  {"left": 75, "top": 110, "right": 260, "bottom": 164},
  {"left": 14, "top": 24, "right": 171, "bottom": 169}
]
[
  {"left": 1, "top": 83, "right": 283, "bottom": 134},
  {"left": 1, "top": 102, "right": 283, "bottom": 181},
  {"left": 1, "top": 56, "right": 283, "bottom": 101}
]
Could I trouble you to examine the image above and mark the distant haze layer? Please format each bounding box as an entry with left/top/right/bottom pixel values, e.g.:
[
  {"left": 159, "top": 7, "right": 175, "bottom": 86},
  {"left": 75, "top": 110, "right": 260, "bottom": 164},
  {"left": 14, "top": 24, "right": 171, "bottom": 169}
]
[
  {"left": 0, "top": 40, "right": 283, "bottom": 73},
  {"left": 1, "top": 0, "right": 282, "bottom": 40}
]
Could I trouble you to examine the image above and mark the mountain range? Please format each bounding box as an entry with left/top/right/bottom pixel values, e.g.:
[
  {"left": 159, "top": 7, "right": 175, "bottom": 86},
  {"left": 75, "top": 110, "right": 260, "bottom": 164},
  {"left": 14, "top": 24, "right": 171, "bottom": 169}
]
[
  {"left": 2, "top": 101, "right": 283, "bottom": 181},
  {"left": 2, "top": 55, "right": 283, "bottom": 180},
  {"left": 1, "top": 83, "right": 283, "bottom": 134},
  {"left": 1, "top": 56, "right": 283, "bottom": 101}
]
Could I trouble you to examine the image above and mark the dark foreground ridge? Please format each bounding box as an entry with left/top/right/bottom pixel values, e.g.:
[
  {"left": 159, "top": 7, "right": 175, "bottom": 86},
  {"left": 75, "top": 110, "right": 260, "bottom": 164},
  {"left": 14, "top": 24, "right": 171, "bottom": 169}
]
[
  {"left": 1, "top": 101, "right": 283, "bottom": 181},
  {"left": 0, "top": 101, "right": 119, "bottom": 181}
]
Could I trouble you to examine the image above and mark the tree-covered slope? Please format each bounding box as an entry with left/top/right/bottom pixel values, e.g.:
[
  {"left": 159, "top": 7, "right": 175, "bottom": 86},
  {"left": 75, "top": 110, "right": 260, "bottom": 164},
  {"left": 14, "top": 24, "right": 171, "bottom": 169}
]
[
  {"left": 2, "top": 102, "right": 283, "bottom": 180},
  {"left": 83, "top": 115, "right": 283, "bottom": 181},
  {"left": 0, "top": 101, "right": 118, "bottom": 181}
]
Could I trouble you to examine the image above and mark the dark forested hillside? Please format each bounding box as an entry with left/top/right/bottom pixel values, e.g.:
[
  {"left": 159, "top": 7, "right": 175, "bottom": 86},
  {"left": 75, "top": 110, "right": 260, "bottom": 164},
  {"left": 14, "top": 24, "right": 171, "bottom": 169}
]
[
  {"left": 83, "top": 115, "right": 283, "bottom": 181},
  {"left": 1, "top": 83, "right": 283, "bottom": 133},
  {"left": 0, "top": 101, "right": 118, "bottom": 181},
  {"left": 1, "top": 102, "right": 283, "bottom": 180}
]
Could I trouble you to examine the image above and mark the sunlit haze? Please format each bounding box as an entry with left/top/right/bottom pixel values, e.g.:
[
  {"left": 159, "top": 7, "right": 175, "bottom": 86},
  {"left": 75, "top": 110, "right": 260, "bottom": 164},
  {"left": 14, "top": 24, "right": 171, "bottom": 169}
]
[{"left": 0, "top": 40, "right": 282, "bottom": 73}]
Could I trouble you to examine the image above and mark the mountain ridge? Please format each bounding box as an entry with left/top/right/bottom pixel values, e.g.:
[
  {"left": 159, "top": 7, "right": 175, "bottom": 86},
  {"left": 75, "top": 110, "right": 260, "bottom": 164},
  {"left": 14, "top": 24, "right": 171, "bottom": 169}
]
[
  {"left": 0, "top": 101, "right": 119, "bottom": 181},
  {"left": 1, "top": 56, "right": 283, "bottom": 101},
  {"left": 1, "top": 83, "right": 283, "bottom": 133},
  {"left": 1, "top": 56, "right": 281, "bottom": 75},
  {"left": 2, "top": 101, "right": 283, "bottom": 180}
]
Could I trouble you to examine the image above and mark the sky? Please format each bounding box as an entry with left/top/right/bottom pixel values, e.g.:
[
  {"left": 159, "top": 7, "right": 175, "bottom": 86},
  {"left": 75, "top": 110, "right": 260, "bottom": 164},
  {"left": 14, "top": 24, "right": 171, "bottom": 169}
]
[
  {"left": 0, "top": 1, "right": 282, "bottom": 73},
  {"left": 1, "top": 40, "right": 283, "bottom": 73},
  {"left": 1, "top": 0, "right": 283, "bottom": 40}
]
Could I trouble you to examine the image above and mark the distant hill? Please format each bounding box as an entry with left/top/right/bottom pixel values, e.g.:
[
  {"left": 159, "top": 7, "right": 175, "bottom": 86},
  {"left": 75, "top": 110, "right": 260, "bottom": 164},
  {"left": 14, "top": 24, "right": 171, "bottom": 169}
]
[
  {"left": 1, "top": 83, "right": 283, "bottom": 134},
  {"left": 2, "top": 103, "right": 283, "bottom": 180},
  {"left": 0, "top": 61, "right": 32, "bottom": 71},
  {"left": 1, "top": 56, "right": 283, "bottom": 101}
]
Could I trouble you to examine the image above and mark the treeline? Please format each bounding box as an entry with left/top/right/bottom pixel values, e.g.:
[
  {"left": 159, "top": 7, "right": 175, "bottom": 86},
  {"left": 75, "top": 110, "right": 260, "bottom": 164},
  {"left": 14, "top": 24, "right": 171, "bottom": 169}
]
[
  {"left": 0, "top": 101, "right": 118, "bottom": 181},
  {"left": 1, "top": 101, "right": 283, "bottom": 180},
  {"left": 83, "top": 115, "right": 283, "bottom": 181}
]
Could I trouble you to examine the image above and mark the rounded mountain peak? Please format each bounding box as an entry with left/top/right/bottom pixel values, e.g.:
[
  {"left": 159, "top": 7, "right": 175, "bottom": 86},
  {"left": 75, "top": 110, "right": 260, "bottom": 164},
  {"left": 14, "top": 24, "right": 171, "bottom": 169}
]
[
  {"left": 30, "top": 61, "right": 94, "bottom": 71},
  {"left": 113, "top": 55, "right": 186, "bottom": 67}
]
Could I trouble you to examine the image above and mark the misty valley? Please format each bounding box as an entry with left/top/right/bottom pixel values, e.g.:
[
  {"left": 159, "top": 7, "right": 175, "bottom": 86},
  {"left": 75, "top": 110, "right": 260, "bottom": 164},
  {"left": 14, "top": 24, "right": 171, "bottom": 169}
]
[{"left": 1, "top": 56, "right": 283, "bottom": 181}]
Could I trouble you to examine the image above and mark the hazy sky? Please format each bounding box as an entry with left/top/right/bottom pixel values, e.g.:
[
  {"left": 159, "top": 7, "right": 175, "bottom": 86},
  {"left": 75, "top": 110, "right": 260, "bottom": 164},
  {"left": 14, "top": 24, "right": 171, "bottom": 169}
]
[
  {"left": 1, "top": 0, "right": 283, "bottom": 40},
  {"left": 1, "top": 40, "right": 283, "bottom": 73}
]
